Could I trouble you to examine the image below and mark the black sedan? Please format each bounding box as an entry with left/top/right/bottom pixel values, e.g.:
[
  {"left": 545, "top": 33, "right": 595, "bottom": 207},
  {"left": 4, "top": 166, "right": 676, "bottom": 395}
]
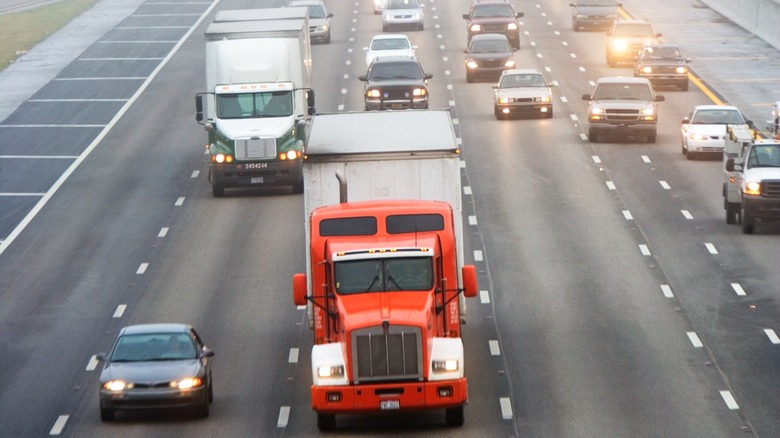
[
  {"left": 96, "top": 323, "right": 215, "bottom": 421},
  {"left": 464, "top": 33, "right": 516, "bottom": 83}
]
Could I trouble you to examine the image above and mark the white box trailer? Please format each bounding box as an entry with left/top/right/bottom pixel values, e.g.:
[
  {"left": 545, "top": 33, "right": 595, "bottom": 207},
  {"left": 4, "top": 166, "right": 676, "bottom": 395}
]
[
  {"left": 213, "top": 7, "right": 309, "bottom": 23},
  {"left": 302, "top": 109, "right": 467, "bottom": 324}
]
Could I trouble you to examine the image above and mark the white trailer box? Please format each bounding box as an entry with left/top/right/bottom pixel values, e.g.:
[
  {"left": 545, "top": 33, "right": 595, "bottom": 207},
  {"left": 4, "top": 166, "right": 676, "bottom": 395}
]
[{"left": 214, "top": 7, "right": 309, "bottom": 23}]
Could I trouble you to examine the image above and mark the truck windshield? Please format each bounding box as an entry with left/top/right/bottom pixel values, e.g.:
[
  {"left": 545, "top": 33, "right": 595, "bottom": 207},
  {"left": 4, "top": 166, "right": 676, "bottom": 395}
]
[
  {"left": 593, "top": 83, "right": 652, "bottom": 100},
  {"left": 334, "top": 257, "right": 433, "bottom": 294},
  {"left": 216, "top": 90, "right": 293, "bottom": 119},
  {"left": 747, "top": 144, "right": 780, "bottom": 168}
]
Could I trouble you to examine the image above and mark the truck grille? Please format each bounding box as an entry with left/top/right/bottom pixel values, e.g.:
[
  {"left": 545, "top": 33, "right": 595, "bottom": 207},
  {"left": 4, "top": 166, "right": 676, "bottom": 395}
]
[
  {"left": 481, "top": 24, "right": 507, "bottom": 32},
  {"left": 352, "top": 325, "right": 422, "bottom": 383},
  {"left": 763, "top": 180, "right": 780, "bottom": 198},
  {"left": 605, "top": 109, "right": 641, "bottom": 122},
  {"left": 235, "top": 137, "right": 276, "bottom": 160}
]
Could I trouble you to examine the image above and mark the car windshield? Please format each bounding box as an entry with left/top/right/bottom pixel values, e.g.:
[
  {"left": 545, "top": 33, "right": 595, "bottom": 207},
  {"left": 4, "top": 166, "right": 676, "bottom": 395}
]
[
  {"left": 110, "top": 333, "right": 198, "bottom": 361},
  {"left": 614, "top": 23, "right": 654, "bottom": 37},
  {"left": 691, "top": 109, "right": 745, "bottom": 124},
  {"left": 593, "top": 83, "right": 652, "bottom": 100},
  {"left": 216, "top": 90, "right": 293, "bottom": 118},
  {"left": 470, "top": 39, "right": 511, "bottom": 53},
  {"left": 472, "top": 4, "right": 514, "bottom": 18},
  {"left": 369, "top": 61, "right": 423, "bottom": 79},
  {"left": 500, "top": 73, "right": 546, "bottom": 88},
  {"left": 372, "top": 38, "right": 411, "bottom": 50},
  {"left": 641, "top": 46, "right": 682, "bottom": 59},
  {"left": 747, "top": 144, "right": 780, "bottom": 168},
  {"left": 386, "top": 0, "right": 419, "bottom": 10},
  {"left": 306, "top": 5, "right": 326, "bottom": 18},
  {"left": 334, "top": 257, "right": 433, "bottom": 294}
]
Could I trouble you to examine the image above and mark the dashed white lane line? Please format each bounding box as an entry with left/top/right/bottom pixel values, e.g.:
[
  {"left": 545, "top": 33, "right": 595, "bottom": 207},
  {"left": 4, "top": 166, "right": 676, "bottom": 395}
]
[
  {"left": 297, "top": 305, "right": 306, "bottom": 310},
  {"left": 474, "top": 250, "right": 484, "bottom": 262},
  {"left": 719, "top": 390, "right": 739, "bottom": 410},
  {"left": 113, "top": 304, "right": 127, "bottom": 318},
  {"left": 288, "top": 348, "right": 299, "bottom": 364},
  {"left": 463, "top": 186, "right": 472, "bottom": 195},
  {"left": 479, "top": 290, "right": 490, "bottom": 304},
  {"left": 687, "top": 331, "right": 704, "bottom": 348},
  {"left": 136, "top": 263, "right": 149, "bottom": 275},
  {"left": 659, "top": 180, "right": 671, "bottom": 190},
  {"left": 86, "top": 355, "right": 99, "bottom": 371},
  {"left": 459, "top": 159, "right": 466, "bottom": 168},
  {"left": 705, "top": 243, "right": 718, "bottom": 254},
  {"left": 641, "top": 155, "right": 651, "bottom": 163},
  {"left": 49, "top": 415, "right": 68, "bottom": 435},
  {"left": 499, "top": 397, "right": 513, "bottom": 419},
  {"left": 591, "top": 155, "right": 601, "bottom": 164},
  {"left": 731, "top": 283, "right": 746, "bottom": 296},
  {"left": 468, "top": 215, "right": 477, "bottom": 225},
  {"left": 570, "top": 114, "right": 579, "bottom": 121},
  {"left": 622, "top": 210, "right": 633, "bottom": 220},
  {"left": 764, "top": 329, "right": 780, "bottom": 344},
  {"left": 277, "top": 406, "right": 291, "bottom": 428},
  {"left": 639, "top": 244, "right": 651, "bottom": 256},
  {"left": 606, "top": 181, "right": 616, "bottom": 190},
  {"left": 681, "top": 210, "right": 694, "bottom": 220},
  {"left": 489, "top": 340, "right": 500, "bottom": 356},
  {"left": 175, "top": 197, "right": 185, "bottom": 206},
  {"left": 190, "top": 170, "right": 199, "bottom": 178},
  {"left": 158, "top": 227, "right": 169, "bottom": 238},
  {"left": 660, "top": 284, "right": 674, "bottom": 298}
]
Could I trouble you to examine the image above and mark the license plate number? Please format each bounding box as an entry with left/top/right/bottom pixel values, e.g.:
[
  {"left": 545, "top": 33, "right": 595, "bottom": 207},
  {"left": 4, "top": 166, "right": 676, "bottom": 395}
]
[
  {"left": 380, "top": 400, "right": 400, "bottom": 410},
  {"left": 391, "top": 104, "right": 404, "bottom": 110},
  {"left": 250, "top": 177, "right": 264, "bottom": 184}
]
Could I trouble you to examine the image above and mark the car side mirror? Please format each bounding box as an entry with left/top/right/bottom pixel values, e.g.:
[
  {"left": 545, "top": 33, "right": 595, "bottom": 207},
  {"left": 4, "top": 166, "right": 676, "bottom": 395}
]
[
  {"left": 359, "top": 75, "right": 368, "bottom": 81},
  {"left": 516, "top": 12, "right": 524, "bottom": 18},
  {"left": 655, "top": 33, "right": 663, "bottom": 38},
  {"left": 569, "top": 3, "right": 576, "bottom": 6},
  {"left": 96, "top": 353, "right": 107, "bottom": 362},
  {"left": 463, "top": 49, "right": 468, "bottom": 54},
  {"left": 201, "top": 349, "right": 215, "bottom": 358},
  {"left": 686, "top": 58, "right": 692, "bottom": 63},
  {"left": 681, "top": 117, "right": 690, "bottom": 124},
  {"left": 582, "top": 94, "right": 592, "bottom": 101},
  {"left": 655, "top": 95, "right": 665, "bottom": 102},
  {"left": 462, "top": 13, "right": 470, "bottom": 19},
  {"left": 424, "top": 73, "right": 433, "bottom": 80},
  {"left": 327, "top": 13, "right": 334, "bottom": 18},
  {"left": 746, "top": 120, "right": 755, "bottom": 130}
]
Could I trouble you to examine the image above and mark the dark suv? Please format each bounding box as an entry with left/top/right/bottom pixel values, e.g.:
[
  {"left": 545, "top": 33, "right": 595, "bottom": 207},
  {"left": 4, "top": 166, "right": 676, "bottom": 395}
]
[
  {"left": 633, "top": 44, "right": 690, "bottom": 91},
  {"left": 462, "top": 0, "right": 523, "bottom": 50},
  {"left": 359, "top": 56, "right": 432, "bottom": 110}
]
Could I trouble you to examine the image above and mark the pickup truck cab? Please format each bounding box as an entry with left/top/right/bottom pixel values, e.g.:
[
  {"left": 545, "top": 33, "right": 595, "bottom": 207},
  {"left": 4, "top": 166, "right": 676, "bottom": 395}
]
[{"left": 725, "top": 140, "right": 780, "bottom": 234}]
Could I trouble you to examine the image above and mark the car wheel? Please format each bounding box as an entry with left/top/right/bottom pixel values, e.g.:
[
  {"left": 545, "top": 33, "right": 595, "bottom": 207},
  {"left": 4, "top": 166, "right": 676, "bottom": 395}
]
[
  {"left": 686, "top": 150, "right": 696, "bottom": 160},
  {"left": 324, "top": 32, "right": 331, "bottom": 44},
  {"left": 588, "top": 129, "right": 599, "bottom": 143},
  {"left": 195, "top": 393, "right": 210, "bottom": 418},
  {"left": 317, "top": 413, "right": 336, "bottom": 431},
  {"left": 726, "top": 202, "right": 740, "bottom": 225},
  {"left": 445, "top": 405, "right": 465, "bottom": 427},
  {"left": 466, "top": 73, "right": 473, "bottom": 83},
  {"left": 208, "top": 376, "right": 214, "bottom": 403},
  {"left": 418, "top": 23, "right": 424, "bottom": 31},
  {"left": 742, "top": 209, "right": 755, "bottom": 234},
  {"left": 681, "top": 140, "right": 687, "bottom": 155},
  {"left": 100, "top": 407, "right": 115, "bottom": 422}
]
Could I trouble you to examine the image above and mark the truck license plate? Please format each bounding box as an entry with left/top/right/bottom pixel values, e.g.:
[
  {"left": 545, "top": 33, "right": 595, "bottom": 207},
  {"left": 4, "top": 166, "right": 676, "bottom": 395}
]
[
  {"left": 391, "top": 104, "right": 403, "bottom": 110},
  {"left": 250, "top": 177, "right": 264, "bottom": 184},
  {"left": 380, "top": 400, "right": 400, "bottom": 410}
]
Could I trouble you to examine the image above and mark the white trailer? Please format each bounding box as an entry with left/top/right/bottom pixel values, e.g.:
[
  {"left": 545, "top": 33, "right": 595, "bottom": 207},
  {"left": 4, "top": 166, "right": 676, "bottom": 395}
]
[
  {"left": 301, "top": 109, "right": 467, "bottom": 324},
  {"left": 213, "top": 7, "right": 309, "bottom": 23}
]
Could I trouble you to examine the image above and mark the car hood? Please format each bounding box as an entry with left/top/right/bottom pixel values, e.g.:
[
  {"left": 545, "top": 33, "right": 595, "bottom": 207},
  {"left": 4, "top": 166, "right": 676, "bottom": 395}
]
[
  {"left": 384, "top": 8, "right": 420, "bottom": 16},
  {"left": 593, "top": 100, "right": 653, "bottom": 109},
  {"left": 470, "top": 17, "right": 515, "bottom": 25},
  {"left": 496, "top": 87, "right": 550, "bottom": 99},
  {"left": 215, "top": 117, "right": 294, "bottom": 139},
  {"left": 573, "top": 5, "right": 617, "bottom": 14},
  {"left": 367, "top": 78, "right": 426, "bottom": 87},
  {"left": 684, "top": 124, "right": 727, "bottom": 136},
  {"left": 309, "top": 17, "right": 329, "bottom": 26},
  {"left": 467, "top": 52, "right": 513, "bottom": 61},
  {"left": 639, "top": 58, "right": 686, "bottom": 66},
  {"left": 101, "top": 360, "right": 202, "bottom": 383},
  {"left": 745, "top": 168, "right": 780, "bottom": 180}
]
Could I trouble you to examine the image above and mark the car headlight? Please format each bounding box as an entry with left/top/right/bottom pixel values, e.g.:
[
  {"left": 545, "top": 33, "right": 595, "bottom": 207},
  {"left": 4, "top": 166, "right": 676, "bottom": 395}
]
[
  {"left": 366, "top": 89, "right": 381, "bottom": 98},
  {"left": 319, "top": 25, "right": 329, "bottom": 31},
  {"left": 317, "top": 365, "right": 345, "bottom": 378},
  {"left": 641, "top": 108, "right": 655, "bottom": 116},
  {"left": 745, "top": 181, "right": 761, "bottom": 195},
  {"left": 590, "top": 106, "right": 603, "bottom": 115},
  {"left": 612, "top": 39, "right": 628, "bottom": 51},
  {"left": 432, "top": 359, "right": 459, "bottom": 372},
  {"left": 676, "top": 66, "right": 687, "bottom": 74},
  {"left": 172, "top": 377, "right": 203, "bottom": 390},
  {"left": 103, "top": 380, "right": 132, "bottom": 392},
  {"left": 536, "top": 96, "right": 551, "bottom": 103},
  {"left": 470, "top": 24, "right": 481, "bottom": 32},
  {"left": 498, "top": 97, "right": 511, "bottom": 104},
  {"left": 641, "top": 66, "right": 653, "bottom": 74},
  {"left": 412, "top": 87, "right": 427, "bottom": 97},
  {"left": 412, "top": 13, "right": 422, "bottom": 19},
  {"left": 465, "top": 60, "right": 479, "bottom": 69},
  {"left": 689, "top": 133, "right": 708, "bottom": 141},
  {"left": 507, "top": 23, "right": 518, "bottom": 30},
  {"left": 504, "top": 59, "right": 516, "bottom": 68}
]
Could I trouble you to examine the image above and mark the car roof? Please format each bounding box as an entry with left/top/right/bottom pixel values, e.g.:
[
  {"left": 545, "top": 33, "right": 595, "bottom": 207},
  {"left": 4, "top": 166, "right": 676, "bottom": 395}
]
[
  {"left": 370, "top": 55, "right": 419, "bottom": 64},
  {"left": 693, "top": 104, "right": 740, "bottom": 111},
  {"left": 502, "top": 68, "right": 543, "bottom": 76},
  {"left": 474, "top": 0, "right": 510, "bottom": 4},
  {"left": 119, "top": 323, "right": 192, "bottom": 335},
  {"left": 596, "top": 77, "right": 651, "bottom": 85},
  {"left": 371, "top": 33, "right": 411, "bottom": 41},
  {"left": 470, "top": 33, "right": 510, "bottom": 42}
]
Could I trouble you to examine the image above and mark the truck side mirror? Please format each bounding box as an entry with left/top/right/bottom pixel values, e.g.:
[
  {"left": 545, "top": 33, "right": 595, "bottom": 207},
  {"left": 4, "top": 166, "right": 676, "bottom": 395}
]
[
  {"left": 195, "top": 94, "right": 204, "bottom": 124},
  {"left": 461, "top": 265, "right": 478, "bottom": 298},
  {"left": 306, "top": 90, "right": 316, "bottom": 115},
  {"left": 515, "top": 12, "right": 524, "bottom": 18},
  {"left": 681, "top": 117, "right": 690, "bottom": 124},
  {"left": 655, "top": 95, "right": 665, "bottom": 102},
  {"left": 582, "top": 94, "right": 592, "bottom": 101},
  {"left": 725, "top": 158, "right": 738, "bottom": 172},
  {"left": 293, "top": 273, "right": 308, "bottom": 306}
]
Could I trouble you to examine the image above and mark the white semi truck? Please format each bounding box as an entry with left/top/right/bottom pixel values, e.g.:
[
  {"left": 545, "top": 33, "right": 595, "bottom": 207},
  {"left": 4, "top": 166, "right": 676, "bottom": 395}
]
[{"left": 195, "top": 14, "right": 314, "bottom": 196}]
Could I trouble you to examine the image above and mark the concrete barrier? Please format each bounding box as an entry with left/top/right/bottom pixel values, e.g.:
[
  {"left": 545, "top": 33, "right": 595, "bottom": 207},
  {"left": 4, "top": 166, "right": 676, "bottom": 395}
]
[{"left": 701, "top": 0, "right": 780, "bottom": 51}]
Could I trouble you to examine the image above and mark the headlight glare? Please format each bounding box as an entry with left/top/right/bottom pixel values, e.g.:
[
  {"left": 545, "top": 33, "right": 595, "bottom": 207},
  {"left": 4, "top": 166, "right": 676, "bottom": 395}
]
[
  {"left": 104, "top": 380, "right": 131, "bottom": 392},
  {"left": 317, "top": 365, "right": 345, "bottom": 378},
  {"left": 504, "top": 60, "right": 516, "bottom": 68},
  {"left": 745, "top": 182, "right": 761, "bottom": 195},
  {"left": 507, "top": 23, "right": 518, "bottom": 30},
  {"left": 641, "top": 66, "right": 652, "bottom": 74},
  {"left": 173, "top": 377, "right": 203, "bottom": 389}
]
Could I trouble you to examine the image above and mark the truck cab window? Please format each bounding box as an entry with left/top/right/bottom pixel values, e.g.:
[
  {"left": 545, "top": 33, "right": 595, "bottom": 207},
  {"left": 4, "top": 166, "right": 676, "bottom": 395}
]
[{"left": 216, "top": 91, "right": 293, "bottom": 119}]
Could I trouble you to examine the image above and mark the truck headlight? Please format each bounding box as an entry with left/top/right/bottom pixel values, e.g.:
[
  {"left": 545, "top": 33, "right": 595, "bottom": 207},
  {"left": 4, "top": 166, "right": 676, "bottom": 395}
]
[
  {"left": 317, "top": 365, "right": 345, "bottom": 378},
  {"left": 466, "top": 60, "right": 479, "bottom": 69},
  {"left": 612, "top": 39, "right": 628, "bottom": 51},
  {"left": 432, "top": 360, "right": 459, "bottom": 372},
  {"left": 412, "top": 88, "right": 427, "bottom": 97},
  {"left": 745, "top": 181, "right": 761, "bottom": 195},
  {"left": 641, "top": 66, "right": 653, "bottom": 74},
  {"left": 279, "top": 150, "right": 300, "bottom": 160},
  {"left": 507, "top": 23, "right": 518, "bottom": 30},
  {"left": 504, "top": 59, "right": 516, "bottom": 68},
  {"left": 366, "top": 89, "right": 381, "bottom": 98},
  {"left": 470, "top": 24, "right": 481, "bottom": 32},
  {"left": 641, "top": 108, "right": 655, "bottom": 116},
  {"left": 676, "top": 66, "right": 688, "bottom": 74}
]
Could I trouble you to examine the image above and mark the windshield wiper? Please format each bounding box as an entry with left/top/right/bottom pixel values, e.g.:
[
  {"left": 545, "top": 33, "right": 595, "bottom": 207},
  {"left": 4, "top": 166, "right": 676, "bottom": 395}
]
[{"left": 364, "top": 275, "right": 380, "bottom": 292}]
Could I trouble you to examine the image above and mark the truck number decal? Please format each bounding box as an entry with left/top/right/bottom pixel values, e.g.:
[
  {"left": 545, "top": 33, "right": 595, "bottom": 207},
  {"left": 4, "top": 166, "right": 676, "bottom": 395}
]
[{"left": 244, "top": 162, "right": 268, "bottom": 169}]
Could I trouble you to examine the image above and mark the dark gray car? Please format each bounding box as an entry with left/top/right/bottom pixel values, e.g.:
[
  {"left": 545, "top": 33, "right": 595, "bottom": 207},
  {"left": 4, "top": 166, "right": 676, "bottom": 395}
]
[
  {"left": 569, "top": 0, "right": 621, "bottom": 31},
  {"left": 97, "top": 323, "right": 215, "bottom": 421}
]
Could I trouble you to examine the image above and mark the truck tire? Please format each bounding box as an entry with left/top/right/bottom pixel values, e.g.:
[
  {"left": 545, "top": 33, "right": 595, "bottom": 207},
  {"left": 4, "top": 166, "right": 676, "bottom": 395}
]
[
  {"left": 742, "top": 210, "right": 755, "bottom": 234},
  {"left": 445, "top": 405, "right": 465, "bottom": 427},
  {"left": 725, "top": 202, "right": 740, "bottom": 224},
  {"left": 212, "top": 184, "right": 225, "bottom": 197},
  {"left": 317, "top": 413, "right": 336, "bottom": 431},
  {"left": 545, "top": 108, "right": 553, "bottom": 119},
  {"left": 292, "top": 179, "right": 304, "bottom": 194},
  {"left": 680, "top": 81, "right": 689, "bottom": 91},
  {"left": 588, "top": 128, "right": 599, "bottom": 143}
]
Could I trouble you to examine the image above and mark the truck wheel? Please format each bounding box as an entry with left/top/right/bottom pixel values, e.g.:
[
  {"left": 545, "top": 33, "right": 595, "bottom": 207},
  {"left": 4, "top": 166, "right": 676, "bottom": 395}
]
[
  {"left": 445, "top": 405, "right": 465, "bottom": 427},
  {"left": 212, "top": 184, "right": 225, "bottom": 197},
  {"left": 100, "top": 407, "right": 115, "bottom": 422},
  {"left": 466, "top": 73, "right": 473, "bottom": 83},
  {"left": 317, "top": 413, "right": 336, "bottom": 431},
  {"left": 726, "top": 203, "right": 740, "bottom": 224},
  {"left": 588, "top": 129, "right": 599, "bottom": 143},
  {"left": 742, "top": 210, "right": 755, "bottom": 234}
]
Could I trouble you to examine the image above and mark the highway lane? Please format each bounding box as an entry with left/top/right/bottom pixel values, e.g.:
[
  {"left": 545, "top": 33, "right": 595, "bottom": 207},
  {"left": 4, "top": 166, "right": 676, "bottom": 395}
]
[{"left": 0, "top": 0, "right": 778, "bottom": 436}]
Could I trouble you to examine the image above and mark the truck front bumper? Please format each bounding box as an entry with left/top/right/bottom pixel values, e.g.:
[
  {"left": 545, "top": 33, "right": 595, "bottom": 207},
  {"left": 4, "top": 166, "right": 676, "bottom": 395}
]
[
  {"left": 589, "top": 122, "right": 656, "bottom": 136},
  {"left": 743, "top": 195, "right": 780, "bottom": 222},
  {"left": 209, "top": 160, "right": 302, "bottom": 189},
  {"left": 311, "top": 378, "right": 467, "bottom": 414}
]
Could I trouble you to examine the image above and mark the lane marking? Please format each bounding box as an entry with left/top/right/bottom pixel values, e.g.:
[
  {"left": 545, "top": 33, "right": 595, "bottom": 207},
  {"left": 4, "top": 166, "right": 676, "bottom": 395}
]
[
  {"left": 704, "top": 243, "right": 718, "bottom": 254},
  {"left": 639, "top": 244, "right": 651, "bottom": 256},
  {"left": 660, "top": 284, "right": 674, "bottom": 298},
  {"left": 175, "top": 197, "right": 185, "bottom": 206},
  {"left": 468, "top": 215, "right": 477, "bottom": 225},
  {"left": 731, "top": 283, "right": 746, "bottom": 296},
  {"left": 764, "top": 329, "right": 780, "bottom": 344},
  {"left": 591, "top": 155, "right": 601, "bottom": 164},
  {"left": 499, "top": 397, "right": 513, "bottom": 419},
  {"left": 687, "top": 332, "right": 703, "bottom": 348},
  {"left": 641, "top": 155, "right": 651, "bottom": 163},
  {"left": 606, "top": 181, "right": 616, "bottom": 190},
  {"left": 136, "top": 263, "right": 149, "bottom": 275},
  {"left": 622, "top": 210, "right": 633, "bottom": 220},
  {"left": 489, "top": 340, "right": 500, "bottom": 356},
  {"left": 190, "top": 170, "right": 199, "bottom": 178},
  {"left": 479, "top": 290, "right": 490, "bottom": 304},
  {"left": 288, "top": 348, "right": 299, "bottom": 364},
  {"left": 473, "top": 250, "right": 484, "bottom": 262},
  {"left": 86, "top": 355, "right": 99, "bottom": 371},
  {"left": 719, "top": 390, "right": 739, "bottom": 410},
  {"left": 681, "top": 210, "right": 694, "bottom": 220},
  {"left": 659, "top": 181, "right": 671, "bottom": 190},
  {"left": 463, "top": 186, "right": 472, "bottom": 195},
  {"left": 158, "top": 227, "right": 169, "bottom": 238},
  {"left": 0, "top": 155, "right": 78, "bottom": 159},
  {"left": 113, "top": 304, "right": 126, "bottom": 318},
  {"left": 277, "top": 406, "right": 291, "bottom": 428},
  {"left": 49, "top": 415, "right": 68, "bottom": 435}
]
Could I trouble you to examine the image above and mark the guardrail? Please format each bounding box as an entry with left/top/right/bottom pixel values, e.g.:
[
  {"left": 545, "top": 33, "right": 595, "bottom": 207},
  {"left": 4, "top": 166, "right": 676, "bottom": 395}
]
[{"left": 700, "top": 0, "right": 780, "bottom": 51}]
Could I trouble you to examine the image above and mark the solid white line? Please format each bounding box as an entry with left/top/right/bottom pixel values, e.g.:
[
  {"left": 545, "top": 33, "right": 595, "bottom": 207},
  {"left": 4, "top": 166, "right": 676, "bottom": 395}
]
[
  {"left": 681, "top": 210, "right": 694, "bottom": 220},
  {"left": 764, "top": 329, "right": 780, "bottom": 344},
  {"left": 277, "top": 406, "right": 291, "bottom": 428},
  {"left": 0, "top": 124, "right": 105, "bottom": 128},
  {"left": 85, "top": 355, "right": 99, "bottom": 371},
  {"left": 116, "top": 26, "right": 191, "bottom": 30},
  {"left": 639, "top": 244, "right": 651, "bottom": 256},
  {"left": 622, "top": 210, "right": 633, "bottom": 220},
  {"left": 28, "top": 99, "right": 127, "bottom": 102},
  {"left": 499, "top": 397, "right": 513, "bottom": 419},
  {"left": 52, "top": 77, "right": 147, "bottom": 81},
  {"left": 78, "top": 57, "right": 164, "bottom": 61},
  {"left": 687, "top": 332, "right": 703, "bottom": 348},
  {"left": 49, "top": 415, "right": 68, "bottom": 435},
  {"left": 719, "top": 390, "right": 739, "bottom": 410},
  {"left": 731, "top": 283, "right": 746, "bottom": 296},
  {"left": 0, "top": 193, "right": 45, "bottom": 197},
  {"left": 158, "top": 227, "right": 169, "bottom": 238},
  {"left": 113, "top": 304, "right": 126, "bottom": 318},
  {"left": 468, "top": 215, "right": 477, "bottom": 225},
  {"left": 479, "top": 290, "right": 490, "bottom": 304},
  {"left": 175, "top": 197, "right": 185, "bottom": 206},
  {"left": 660, "top": 284, "right": 674, "bottom": 298},
  {"left": 473, "top": 250, "right": 483, "bottom": 262},
  {"left": 288, "top": 348, "right": 299, "bottom": 364},
  {"left": 98, "top": 40, "right": 178, "bottom": 44},
  {"left": 489, "top": 340, "right": 500, "bottom": 356},
  {"left": 136, "top": 263, "right": 149, "bottom": 275},
  {"left": 705, "top": 243, "right": 718, "bottom": 254},
  {"left": 606, "top": 181, "right": 616, "bottom": 190},
  {"left": 0, "top": 9, "right": 253, "bottom": 256}
]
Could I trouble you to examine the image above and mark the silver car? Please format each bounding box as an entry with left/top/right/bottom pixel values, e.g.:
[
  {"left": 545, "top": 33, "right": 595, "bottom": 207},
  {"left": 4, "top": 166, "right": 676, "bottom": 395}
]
[
  {"left": 97, "top": 323, "right": 215, "bottom": 421},
  {"left": 289, "top": 0, "right": 334, "bottom": 44},
  {"left": 493, "top": 69, "right": 553, "bottom": 119},
  {"left": 382, "top": 0, "right": 424, "bottom": 31}
]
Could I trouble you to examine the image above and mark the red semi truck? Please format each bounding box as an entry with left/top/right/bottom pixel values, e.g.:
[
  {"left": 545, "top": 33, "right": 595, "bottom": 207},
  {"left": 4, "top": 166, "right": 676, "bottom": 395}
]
[{"left": 292, "top": 110, "right": 478, "bottom": 431}]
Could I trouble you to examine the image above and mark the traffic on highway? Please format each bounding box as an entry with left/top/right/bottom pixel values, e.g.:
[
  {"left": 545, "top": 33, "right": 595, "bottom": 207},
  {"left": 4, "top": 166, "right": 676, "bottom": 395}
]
[{"left": 0, "top": 0, "right": 778, "bottom": 436}]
